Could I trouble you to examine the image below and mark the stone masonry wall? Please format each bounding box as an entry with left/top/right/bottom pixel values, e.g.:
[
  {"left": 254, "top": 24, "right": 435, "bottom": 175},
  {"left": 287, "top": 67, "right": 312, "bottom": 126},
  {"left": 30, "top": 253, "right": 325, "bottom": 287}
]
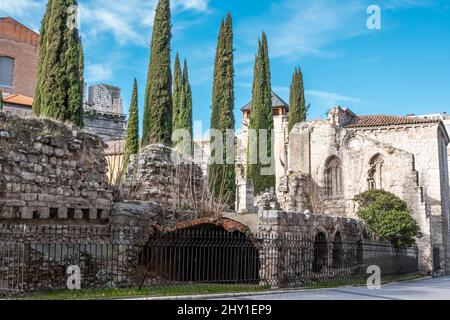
[
  {"left": 0, "top": 113, "right": 113, "bottom": 221},
  {"left": 287, "top": 117, "right": 446, "bottom": 273},
  {"left": 121, "top": 144, "right": 205, "bottom": 217}
]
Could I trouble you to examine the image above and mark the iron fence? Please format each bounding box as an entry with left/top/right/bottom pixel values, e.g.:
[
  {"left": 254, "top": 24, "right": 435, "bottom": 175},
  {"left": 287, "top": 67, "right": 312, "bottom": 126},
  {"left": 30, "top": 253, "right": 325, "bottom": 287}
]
[{"left": 0, "top": 224, "right": 419, "bottom": 298}]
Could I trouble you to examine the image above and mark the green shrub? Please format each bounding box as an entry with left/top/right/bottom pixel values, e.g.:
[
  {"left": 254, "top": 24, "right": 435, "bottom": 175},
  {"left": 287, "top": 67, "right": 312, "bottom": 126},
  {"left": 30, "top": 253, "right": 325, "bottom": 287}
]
[{"left": 355, "top": 190, "right": 422, "bottom": 249}]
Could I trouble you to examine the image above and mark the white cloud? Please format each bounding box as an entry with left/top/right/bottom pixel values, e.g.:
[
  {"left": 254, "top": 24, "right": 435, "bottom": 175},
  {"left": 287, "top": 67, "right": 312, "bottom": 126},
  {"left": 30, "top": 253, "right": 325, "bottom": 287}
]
[
  {"left": 173, "top": 0, "right": 208, "bottom": 12},
  {"left": 237, "top": 0, "right": 365, "bottom": 60},
  {"left": 236, "top": 0, "right": 435, "bottom": 61},
  {"left": 86, "top": 64, "right": 113, "bottom": 83},
  {"left": 306, "top": 90, "right": 363, "bottom": 108},
  {"left": 0, "top": 0, "right": 45, "bottom": 30},
  {"left": 79, "top": 0, "right": 209, "bottom": 46},
  {"left": 0, "top": 0, "right": 210, "bottom": 46}
]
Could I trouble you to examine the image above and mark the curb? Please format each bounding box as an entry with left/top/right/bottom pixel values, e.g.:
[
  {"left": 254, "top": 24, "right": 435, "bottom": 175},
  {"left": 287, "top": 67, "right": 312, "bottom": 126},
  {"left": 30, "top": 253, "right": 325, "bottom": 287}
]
[{"left": 123, "top": 276, "right": 431, "bottom": 300}]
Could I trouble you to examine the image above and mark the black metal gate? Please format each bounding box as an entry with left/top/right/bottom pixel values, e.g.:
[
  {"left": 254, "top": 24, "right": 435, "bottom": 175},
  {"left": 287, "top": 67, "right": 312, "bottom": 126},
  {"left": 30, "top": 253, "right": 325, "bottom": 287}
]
[
  {"left": 433, "top": 247, "right": 440, "bottom": 271},
  {"left": 138, "top": 226, "right": 260, "bottom": 285},
  {"left": 0, "top": 242, "right": 24, "bottom": 298}
]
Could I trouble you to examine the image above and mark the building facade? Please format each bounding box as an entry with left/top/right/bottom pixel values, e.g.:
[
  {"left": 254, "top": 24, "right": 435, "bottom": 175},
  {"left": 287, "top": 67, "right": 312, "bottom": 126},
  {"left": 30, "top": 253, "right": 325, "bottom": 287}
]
[
  {"left": 0, "top": 17, "right": 39, "bottom": 98},
  {"left": 235, "top": 99, "right": 450, "bottom": 274},
  {"left": 237, "top": 91, "right": 289, "bottom": 211},
  {"left": 0, "top": 17, "right": 127, "bottom": 144},
  {"left": 409, "top": 112, "right": 450, "bottom": 189},
  {"left": 285, "top": 107, "right": 450, "bottom": 273},
  {"left": 83, "top": 84, "right": 126, "bottom": 142}
]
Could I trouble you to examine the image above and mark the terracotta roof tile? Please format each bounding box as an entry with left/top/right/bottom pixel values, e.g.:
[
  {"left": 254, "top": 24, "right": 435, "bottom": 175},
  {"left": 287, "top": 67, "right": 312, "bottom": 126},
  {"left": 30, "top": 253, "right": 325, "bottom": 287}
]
[
  {"left": 345, "top": 115, "right": 440, "bottom": 128},
  {"left": 3, "top": 94, "right": 33, "bottom": 107}
]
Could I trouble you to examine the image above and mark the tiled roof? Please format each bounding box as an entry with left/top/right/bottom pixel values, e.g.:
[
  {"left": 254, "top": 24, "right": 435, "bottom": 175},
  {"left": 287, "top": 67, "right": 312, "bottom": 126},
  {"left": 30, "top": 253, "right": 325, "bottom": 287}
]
[
  {"left": 3, "top": 94, "right": 33, "bottom": 107},
  {"left": 241, "top": 91, "right": 289, "bottom": 111},
  {"left": 345, "top": 114, "right": 441, "bottom": 128}
]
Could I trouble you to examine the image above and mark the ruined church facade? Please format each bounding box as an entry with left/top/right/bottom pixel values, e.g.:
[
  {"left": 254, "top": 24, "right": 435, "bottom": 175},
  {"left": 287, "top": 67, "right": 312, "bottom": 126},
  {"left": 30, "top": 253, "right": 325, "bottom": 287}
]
[{"left": 237, "top": 102, "right": 450, "bottom": 274}]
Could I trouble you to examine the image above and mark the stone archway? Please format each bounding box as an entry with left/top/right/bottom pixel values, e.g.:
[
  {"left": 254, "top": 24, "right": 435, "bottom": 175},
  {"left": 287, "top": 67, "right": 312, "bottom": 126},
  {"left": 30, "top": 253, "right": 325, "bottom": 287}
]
[
  {"left": 332, "top": 231, "right": 343, "bottom": 268},
  {"left": 313, "top": 232, "right": 328, "bottom": 273},
  {"left": 137, "top": 219, "right": 260, "bottom": 285}
]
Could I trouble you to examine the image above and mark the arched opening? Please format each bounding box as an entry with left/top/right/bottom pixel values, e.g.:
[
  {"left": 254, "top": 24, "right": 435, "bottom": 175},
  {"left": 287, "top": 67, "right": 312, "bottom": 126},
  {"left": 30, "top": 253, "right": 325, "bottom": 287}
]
[
  {"left": 368, "top": 154, "right": 384, "bottom": 190},
  {"left": 313, "top": 232, "right": 328, "bottom": 273},
  {"left": 0, "top": 56, "right": 15, "bottom": 87},
  {"left": 332, "top": 232, "right": 343, "bottom": 268},
  {"left": 325, "top": 156, "right": 343, "bottom": 196},
  {"left": 138, "top": 224, "right": 260, "bottom": 285},
  {"left": 356, "top": 240, "right": 363, "bottom": 265}
]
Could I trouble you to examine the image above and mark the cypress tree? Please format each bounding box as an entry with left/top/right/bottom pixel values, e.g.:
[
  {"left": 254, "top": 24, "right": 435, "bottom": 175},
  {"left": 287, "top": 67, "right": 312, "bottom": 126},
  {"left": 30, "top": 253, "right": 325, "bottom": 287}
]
[
  {"left": 261, "top": 32, "right": 272, "bottom": 106},
  {"left": 122, "top": 79, "right": 140, "bottom": 173},
  {"left": 288, "top": 67, "right": 308, "bottom": 133},
  {"left": 33, "top": 0, "right": 52, "bottom": 117},
  {"left": 208, "top": 13, "right": 236, "bottom": 209},
  {"left": 142, "top": 0, "right": 172, "bottom": 147},
  {"left": 172, "top": 53, "right": 182, "bottom": 130},
  {"left": 210, "top": 19, "right": 224, "bottom": 133},
  {"left": 33, "top": 0, "right": 84, "bottom": 127},
  {"left": 247, "top": 35, "right": 275, "bottom": 196},
  {"left": 173, "top": 59, "right": 193, "bottom": 156},
  {"left": 181, "top": 59, "right": 193, "bottom": 144}
]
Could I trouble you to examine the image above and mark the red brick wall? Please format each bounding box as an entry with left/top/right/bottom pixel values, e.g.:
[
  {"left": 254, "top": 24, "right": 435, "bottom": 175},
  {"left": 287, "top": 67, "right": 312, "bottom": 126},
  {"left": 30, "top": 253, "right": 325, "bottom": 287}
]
[{"left": 0, "top": 18, "right": 39, "bottom": 98}]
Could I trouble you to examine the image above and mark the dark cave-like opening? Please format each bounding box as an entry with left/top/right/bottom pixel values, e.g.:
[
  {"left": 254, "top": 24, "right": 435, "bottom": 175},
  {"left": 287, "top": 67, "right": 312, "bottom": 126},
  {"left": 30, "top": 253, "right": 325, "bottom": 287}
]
[{"left": 138, "top": 224, "right": 260, "bottom": 284}]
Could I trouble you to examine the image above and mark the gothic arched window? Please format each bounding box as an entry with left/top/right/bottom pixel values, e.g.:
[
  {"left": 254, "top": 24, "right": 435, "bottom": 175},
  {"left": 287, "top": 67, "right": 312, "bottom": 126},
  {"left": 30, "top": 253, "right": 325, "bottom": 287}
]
[
  {"left": 368, "top": 154, "right": 384, "bottom": 190},
  {"left": 325, "top": 156, "right": 343, "bottom": 196},
  {"left": 0, "top": 56, "right": 15, "bottom": 87}
]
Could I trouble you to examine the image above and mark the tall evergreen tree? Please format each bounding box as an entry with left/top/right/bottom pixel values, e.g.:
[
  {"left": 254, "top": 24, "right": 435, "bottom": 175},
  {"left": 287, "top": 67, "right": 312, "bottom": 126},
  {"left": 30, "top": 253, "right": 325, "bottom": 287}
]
[
  {"left": 247, "top": 35, "right": 275, "bottom": 196},
  {"left": 122, "top": 79, "right": 140, "bottom": 173},
  {"left": 173, "top": 58, "right": 193, "bottom": 156},
  {"left": 181, "top": 59, "right": 193, "bottom": 142},
  {"left": 261, "top": 32, "right": 272, "bottom": 106},
  {"left": 208, "top": 13, "right": 236, "bottom": 208},
  {"left": 33, "top": 0, "right": 84, "bottom": 127},
  {"left": 0, "top": 89, "right": 3, "bottom": 112},
  {"left": 172, "top": 53, "right": 182, "bottom": 130},
  {"left": 33, "top": 0, "right": 52, "bottom": 117},
  {"left": 142, "top": 0, "right": 172, "bottom": 146},
  {"left": 288, "top": 67, "right": 308, "bottom": 133}
]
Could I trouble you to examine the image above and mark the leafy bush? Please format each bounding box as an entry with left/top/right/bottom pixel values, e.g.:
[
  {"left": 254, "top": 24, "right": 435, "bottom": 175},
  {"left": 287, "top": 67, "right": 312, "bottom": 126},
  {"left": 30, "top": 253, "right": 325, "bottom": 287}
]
[{"left": 354, "top": 190, "right": 422, "bottom": 249}]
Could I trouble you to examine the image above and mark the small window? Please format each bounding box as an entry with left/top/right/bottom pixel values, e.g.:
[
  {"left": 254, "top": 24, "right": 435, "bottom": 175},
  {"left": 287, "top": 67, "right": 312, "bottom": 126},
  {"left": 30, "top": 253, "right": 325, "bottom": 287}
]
[
  {"left": 67, "top": 208, "right": 75, "bottom": 219},
  {"left": 325, "top": 156, "right": 343, "bottom": 196},
  {"left": 33, "top": 211, "right": 40, "bottom": 220},
  {"left": 0, "top": 56, "right": 14, "bottom": 87},
  {"left": 82, "top": 209, "right": 90, "bottom": 220},
  {"left": 50, "top": 208, "right": 59, "bottom": 219},
  {"left": 368, "top": 154, "right": 384, "bottom": 190},
  {"left": 97, "top": 209, "right": 103, "bottom": 220}
]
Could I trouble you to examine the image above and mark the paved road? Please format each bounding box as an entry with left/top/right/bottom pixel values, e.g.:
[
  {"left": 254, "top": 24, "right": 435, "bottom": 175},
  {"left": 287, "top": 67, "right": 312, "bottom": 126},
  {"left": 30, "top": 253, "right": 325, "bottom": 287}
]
[{"left": 220, "top": 276, "right": 450, "bottom": 300}]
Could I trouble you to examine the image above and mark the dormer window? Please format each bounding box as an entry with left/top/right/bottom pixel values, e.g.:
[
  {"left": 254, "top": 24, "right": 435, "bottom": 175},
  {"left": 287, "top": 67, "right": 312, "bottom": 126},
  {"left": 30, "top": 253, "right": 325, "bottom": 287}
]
[{"left": 0, "top": 56, "right": 15, "bottom": 88}]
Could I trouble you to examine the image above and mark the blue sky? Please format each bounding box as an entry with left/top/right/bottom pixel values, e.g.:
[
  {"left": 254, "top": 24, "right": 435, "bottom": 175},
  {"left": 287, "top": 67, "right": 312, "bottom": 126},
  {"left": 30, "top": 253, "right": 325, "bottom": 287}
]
[{"left": 2, "top": 0, "right": 450, "bottom": 136}]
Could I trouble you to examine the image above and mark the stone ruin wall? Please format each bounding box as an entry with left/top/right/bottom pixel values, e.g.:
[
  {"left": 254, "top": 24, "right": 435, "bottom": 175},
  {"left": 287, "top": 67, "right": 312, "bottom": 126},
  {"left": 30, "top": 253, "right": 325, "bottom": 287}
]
[
  {"left": 0, "top": 113, "right": 113, "bottom": 222},
  {"left": 120, "top": 144, "right": 205, "bottom": 222},
  {"left": 287, "top": 120, "right": 442, "bottom": 272}
]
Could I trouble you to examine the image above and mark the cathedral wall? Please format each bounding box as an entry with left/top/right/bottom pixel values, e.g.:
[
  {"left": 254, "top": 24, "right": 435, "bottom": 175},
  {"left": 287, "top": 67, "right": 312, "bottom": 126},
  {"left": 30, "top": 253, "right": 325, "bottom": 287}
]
[
  {"left": 356, "top": 125, "right": 450, "bottom": 272},
  {"left": 288, "top": 120, "right": 444, "bottom": 272},
  {"left": 273, "top": 115, "right": 287, "bottom": 188}
]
